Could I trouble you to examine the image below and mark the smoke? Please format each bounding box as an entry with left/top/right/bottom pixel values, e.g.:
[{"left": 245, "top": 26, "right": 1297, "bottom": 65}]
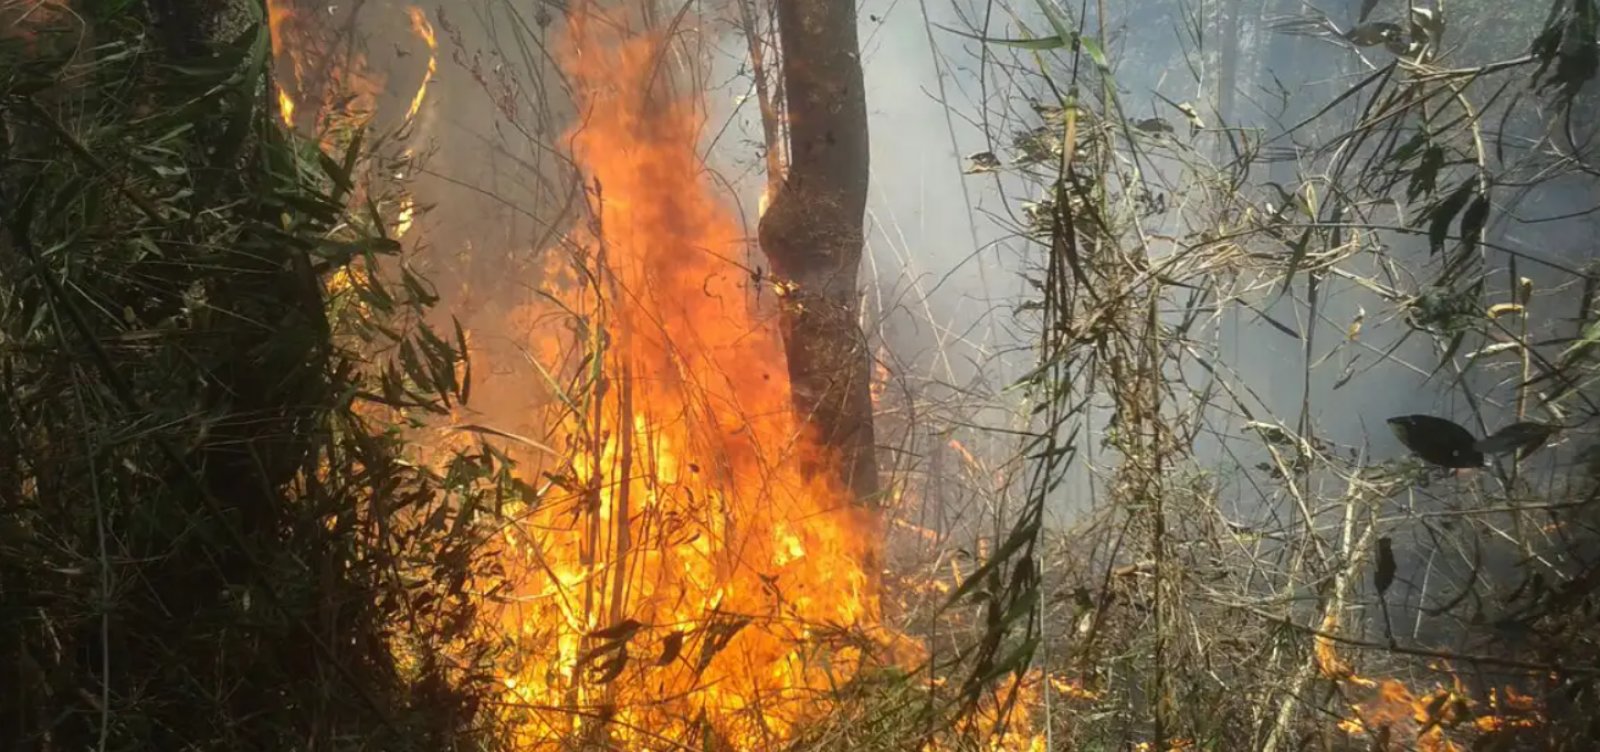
[{"left": 301, "top": 0, "right": 1595, "bottom": 660}]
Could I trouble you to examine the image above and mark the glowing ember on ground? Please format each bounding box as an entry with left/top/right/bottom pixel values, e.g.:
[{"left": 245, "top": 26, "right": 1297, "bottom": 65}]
[{"left": 1318, "top": 632, "right": 1544, "bottom": 750}]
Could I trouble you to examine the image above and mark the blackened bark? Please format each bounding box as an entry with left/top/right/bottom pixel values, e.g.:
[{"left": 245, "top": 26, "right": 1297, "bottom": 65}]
[{"left": 758, "top": 0, "right": 879, "bottom": 503}]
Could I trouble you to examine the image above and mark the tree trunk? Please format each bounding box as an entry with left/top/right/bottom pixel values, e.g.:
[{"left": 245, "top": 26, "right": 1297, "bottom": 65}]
[{"left": 758, "top": 0, "right": 879, "bottom": 503}]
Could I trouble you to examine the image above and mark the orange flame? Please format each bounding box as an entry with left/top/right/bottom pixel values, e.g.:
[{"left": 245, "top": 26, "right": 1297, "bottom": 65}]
[
  {"left": 1323, "top": 647, "right": 1545, "bottom": 749},
  {"left": 265, "top": 0, "right": 299, "bottom": 127},
  {"left": 276, "top": 89, "right": 296, "bottom": 127},
  {"left": 263, "top": 0, "right": 385, "bottom": 140},
  {"left": 403, "top": 6, "right": 437, "bottom": 124},
  {"left": 480, "top": 5, "right": 909, "bottom": 748}
]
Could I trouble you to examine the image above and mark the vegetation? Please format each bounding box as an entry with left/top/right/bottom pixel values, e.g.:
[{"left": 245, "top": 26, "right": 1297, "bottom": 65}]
[
  {"left": 934, "top": 0, "right": 1600, "bottom": 748},
  {"left": 1, "top": 2, "right": 504, "bottom": 749},
  {"left": 8, "top": 0, "right": 1600, "bottom": 750}
]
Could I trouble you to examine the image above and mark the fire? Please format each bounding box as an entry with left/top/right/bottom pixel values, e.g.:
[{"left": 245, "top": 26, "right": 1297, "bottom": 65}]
[
  {"left": 1337, "top": 680, "right": 1461, "bottom": 750},
  {"left": 276, "top": 89, "right": 296, "bottom": 127},
  {"left": 1313, "top": 610, "right": 1544, "bottom": 748},
  {"left": 263, "top": 0, "right": 386, "bottom": 140},
  {"left": 394, "top": 197, "right": 415, "bottom": 239},
  {"left": 948, "top": 438, "right": 980, "bottom": 470},
  {"left": 402, "top": 6, "right": 436, "bottom": 123},
  {"left": 476, "top": 4, "right": 908, "bottom": 748},
  {"left": 1319, "top": 641, "right": 1545, "bottom": 750}
]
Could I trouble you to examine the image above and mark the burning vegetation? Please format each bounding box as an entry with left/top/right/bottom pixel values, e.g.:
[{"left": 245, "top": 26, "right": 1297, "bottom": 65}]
[
  {"left": 11, "top": 0, "right": 1600, "bottom": 750},
  {"left": 254, "top": 0, "right": 1600, "bottom": 748},
  {"left": 478, "top": 8, "right": 909, "bottom": 746}
]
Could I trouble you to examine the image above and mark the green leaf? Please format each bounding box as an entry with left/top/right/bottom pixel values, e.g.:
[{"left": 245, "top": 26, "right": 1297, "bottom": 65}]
[
  {"left": 1281, "top": 227, "right": 1314, "bottom": 297},
  {"left": 1561, "top": 318, "right": 1600, "bottom": 361},
  {"left": 1033, "top": 0, "right": 1108, "bottom": 69},
  {"left": 1079, "top": 36, "right": 1108, "bottom": 70},
  {"left": 400, "top": 265, "right": 440, "bottom": 307},
  {"left": 942, "top": 516, "right": 1042, "bottom": 610},
  {"left": 315, "top": 237, "right": 400, "bottom": 267},
  {"left": 319, "top": 152, "right": 356, "bottom": 202},
  {"left": 934, "top": 23, "right": 1069, "bottom": 50}
]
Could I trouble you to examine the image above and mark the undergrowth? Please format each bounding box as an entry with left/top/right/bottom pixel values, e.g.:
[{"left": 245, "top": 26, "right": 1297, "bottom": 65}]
[{"left": 1, "top": 2, "right": 510, "bottom": 749}]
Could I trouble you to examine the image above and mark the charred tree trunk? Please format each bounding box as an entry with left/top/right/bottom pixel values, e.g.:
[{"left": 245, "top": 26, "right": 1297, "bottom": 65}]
[{"left": 758, "top": 0, "right": 879, "bottom": 503}]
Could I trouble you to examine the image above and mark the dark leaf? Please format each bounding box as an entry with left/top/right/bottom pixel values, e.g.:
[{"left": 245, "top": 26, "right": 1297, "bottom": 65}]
[
  {"left": 1359, "top": 0, "right": 1381, "bottom": 23},
  {"left": 319, "top": 151, "right": 356, "bottom": 201},
  {"left": 1374, "top": 537, "right": 1396, "bottom": 596},
  {"left": 1474, "top": 421, "right": 1556, "bottom": 458},
  {"left": 965, "top": 151, "right": 1002, "bottom": 173},
  {"left": 453, "top": 316, "right": 472, "bottom": 405},
  {"left": 1345, "top": 22, "right": 1403, "bottom": 47},
  {"left": 943, "top": 516, "right": 1043, "bottom": 609},
  {"left": 1387, "top": 414, "right": 1484, "bottom": 468},
  {"left": 1459, "top": 190, "right": 1491, "bottom": 256},
  {"left": 1428, "top": 182, "right": 1475, "bottom": 255},
  {"left": 694, "top": 615, "right": 751, "bottom": 674},
  {"left": 657, "top": 631, "right": 685, "bottom": 666},
  {"left": 1405, "top": 144, "right": 1445, "bottom": 203},
  {"left": 1133, "top": 117, "right": 1174, "bottom": 134},
  {"left": 592, "top": 645, "right": 629, "bottom": 684},
  {"left": 1281, "top": 227, "right": 1314, "bottom": 297},
  {"left": 587, "top": 618, "right": 644, "bottom": 642}
]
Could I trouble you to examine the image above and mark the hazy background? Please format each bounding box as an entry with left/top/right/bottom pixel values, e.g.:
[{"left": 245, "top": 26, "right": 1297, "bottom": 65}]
[{"left": 315, "top": 0, "right": 1598, "bottom": 642}]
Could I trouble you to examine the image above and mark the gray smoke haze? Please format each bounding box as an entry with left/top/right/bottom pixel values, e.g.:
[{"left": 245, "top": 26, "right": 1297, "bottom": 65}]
[{"left": 325, "top": 0, "right": 1596, "bottom": 634}]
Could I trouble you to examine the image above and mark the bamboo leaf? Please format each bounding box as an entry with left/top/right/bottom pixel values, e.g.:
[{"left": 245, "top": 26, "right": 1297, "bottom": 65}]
[
  {"left": 943, "top": 516, "right": 1042, "bottom": 609},
  {"left": 934, "top": 23, "right": 1069, "bottom": 50},
  {"left": 657, "top": 631, "right": 685, "bottom": 666},
  {"left": 1282, "top": 227, "right": 1315, "bottom": 297}
]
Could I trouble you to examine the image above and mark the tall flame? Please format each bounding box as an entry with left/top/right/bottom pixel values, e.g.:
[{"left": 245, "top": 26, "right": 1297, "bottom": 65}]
[
  {"left": 484, "top": 4, "right": 906, "bottom": 748},
  {"left": 403, "top": 6, "right": 437, "bottom": 124}
]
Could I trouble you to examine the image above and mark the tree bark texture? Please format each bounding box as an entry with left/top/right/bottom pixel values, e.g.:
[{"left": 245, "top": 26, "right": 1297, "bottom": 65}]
[{"left": 758, "top": 0, "right": 879, "bottom": 502}]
